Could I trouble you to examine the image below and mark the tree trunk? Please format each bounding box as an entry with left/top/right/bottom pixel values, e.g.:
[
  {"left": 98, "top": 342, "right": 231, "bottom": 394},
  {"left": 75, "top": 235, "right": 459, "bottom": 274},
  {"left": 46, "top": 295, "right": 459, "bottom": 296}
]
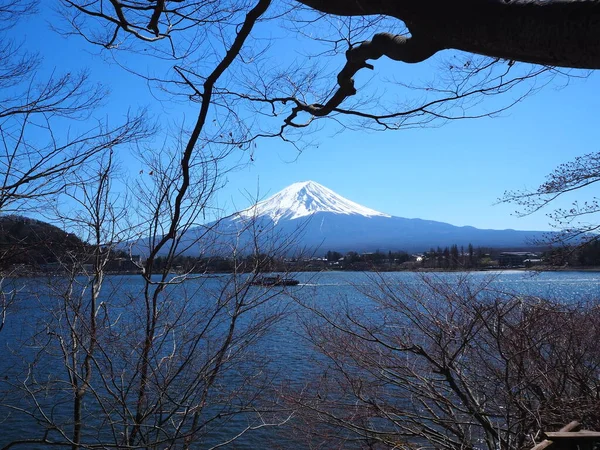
[{"left": 295, "top": 0, "right": 600, "bottom": 69}]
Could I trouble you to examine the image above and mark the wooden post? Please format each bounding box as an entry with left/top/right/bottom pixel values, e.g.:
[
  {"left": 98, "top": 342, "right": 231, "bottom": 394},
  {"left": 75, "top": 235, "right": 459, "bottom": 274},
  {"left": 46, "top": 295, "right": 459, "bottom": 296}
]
[{"left": 531, "top": 421, "right": 581, "bottom": 450}]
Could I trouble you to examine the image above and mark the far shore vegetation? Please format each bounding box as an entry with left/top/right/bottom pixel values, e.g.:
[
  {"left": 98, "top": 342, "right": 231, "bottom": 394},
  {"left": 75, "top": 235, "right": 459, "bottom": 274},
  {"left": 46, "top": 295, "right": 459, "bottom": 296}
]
[{"left": 4, "top": 215, "right": 600, "bottom": 275}]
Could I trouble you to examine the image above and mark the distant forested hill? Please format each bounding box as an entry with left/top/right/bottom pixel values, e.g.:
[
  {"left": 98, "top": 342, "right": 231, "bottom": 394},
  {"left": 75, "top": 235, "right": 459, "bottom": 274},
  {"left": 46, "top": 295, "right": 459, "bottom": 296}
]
[{"left": 0, "top": 215, "right": 87, "bottom": 268}]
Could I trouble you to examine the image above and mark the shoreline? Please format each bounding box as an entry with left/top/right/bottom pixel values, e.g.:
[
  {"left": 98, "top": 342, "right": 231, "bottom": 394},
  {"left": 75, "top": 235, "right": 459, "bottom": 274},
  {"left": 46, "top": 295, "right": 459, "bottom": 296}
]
[{"left": 5, "top": 265, "right": 600, "bottom": 278}]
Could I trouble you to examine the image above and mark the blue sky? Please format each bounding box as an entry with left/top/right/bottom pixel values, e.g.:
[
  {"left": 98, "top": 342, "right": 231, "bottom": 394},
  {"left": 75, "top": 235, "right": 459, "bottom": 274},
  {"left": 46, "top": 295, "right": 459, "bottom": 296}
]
[
  {"left": 16, "top": 3, "right": 600, "bottom": 232},
  {"left": 222, "top": 74, "right": 600, "bottom": 231}
]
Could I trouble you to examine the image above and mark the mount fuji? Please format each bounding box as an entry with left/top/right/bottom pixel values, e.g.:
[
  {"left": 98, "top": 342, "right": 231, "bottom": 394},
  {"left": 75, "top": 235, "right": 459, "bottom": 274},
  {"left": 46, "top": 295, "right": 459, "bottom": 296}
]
[
  {"left": 175, "top": 181, "right": 546, "bottom": 255},
  {"left": 128, "top": 181, "right": 546, "bottom": 256},
  {"left": 238, "top": 181, "right": 391, "bottom": 224}
]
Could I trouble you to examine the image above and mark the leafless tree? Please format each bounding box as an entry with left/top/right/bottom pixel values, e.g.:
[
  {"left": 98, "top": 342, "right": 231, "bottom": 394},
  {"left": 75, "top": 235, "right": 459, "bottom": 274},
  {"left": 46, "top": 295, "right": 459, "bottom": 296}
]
[
  {"left": 112, "top": 132, "right": 302, "bottom": 448},
  {"left": 288, "top": 273, "right": 600, "bottom": 449},
  {"left": 0, "top": 139, "right": 305, "bottom": 449},
  {"left": 500, "top": 151, "right": 600, "bottom": 252},
  {"left": 0, "top": 1, "right": 150, "bottom": 213},
  {"left": 0, "top": 2, "right": 313, "bottom": 447},
  {"left": 55, "top": 0, "right": 584, "bottom": 142},
  {"left": 279, "top": 0, "right": 600, "bottom": 127},
  {"left": 0, "top": 0, "right": 150, "bottom": 348}
]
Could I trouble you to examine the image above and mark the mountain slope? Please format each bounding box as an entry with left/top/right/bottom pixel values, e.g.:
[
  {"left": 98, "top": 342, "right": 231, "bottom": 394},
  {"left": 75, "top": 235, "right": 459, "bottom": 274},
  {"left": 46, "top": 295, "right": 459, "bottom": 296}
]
[
  {"left": 0, "top": 215, "right": 88, "bottom": 267},
  {"left": 238, "top": 180, "right": 390, "bottom": 224},
  {"left": 131, "top": 181, "right": 547, "bottom": 256},
  {"left": 222, "top": 181, "right": 547, "bottom": 253},
  {"left": 273, "top": 212, "right": 544, "bottom": 252}
]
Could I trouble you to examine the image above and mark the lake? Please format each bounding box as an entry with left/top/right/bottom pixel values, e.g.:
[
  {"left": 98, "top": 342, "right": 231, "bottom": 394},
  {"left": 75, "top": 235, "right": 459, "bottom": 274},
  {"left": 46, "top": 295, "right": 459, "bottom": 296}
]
[{"left": 0, "top": 270, "right": 599, "bottom": 449}]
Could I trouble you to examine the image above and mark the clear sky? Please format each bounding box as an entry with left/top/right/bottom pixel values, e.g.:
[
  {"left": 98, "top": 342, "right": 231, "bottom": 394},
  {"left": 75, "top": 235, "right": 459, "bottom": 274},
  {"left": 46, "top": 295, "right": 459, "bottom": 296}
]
[
  {"left": 220, "top": 76, "right": 600, "bottom": 231},
  {"left": 14, "top": 3, "right": 600, "bottom": 232}
]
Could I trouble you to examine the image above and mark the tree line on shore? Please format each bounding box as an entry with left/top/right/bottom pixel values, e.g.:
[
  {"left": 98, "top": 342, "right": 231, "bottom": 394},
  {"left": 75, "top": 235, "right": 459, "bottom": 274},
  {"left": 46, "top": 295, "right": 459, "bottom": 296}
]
[
  {"left": 5, "top": 214, "right": 600, "bottom": 275},
  {"left": 324, "top": 246, "right": 500, "bottom": 270},
  {"left": 327, "top": 242, "right": 600, "bottom": 270}
]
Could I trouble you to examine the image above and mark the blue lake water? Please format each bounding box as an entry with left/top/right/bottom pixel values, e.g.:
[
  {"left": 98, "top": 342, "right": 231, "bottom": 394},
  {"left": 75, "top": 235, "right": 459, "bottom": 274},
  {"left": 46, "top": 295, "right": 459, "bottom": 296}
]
[{"left": 0, "top": 270, "right": 599, "bottom": 448}]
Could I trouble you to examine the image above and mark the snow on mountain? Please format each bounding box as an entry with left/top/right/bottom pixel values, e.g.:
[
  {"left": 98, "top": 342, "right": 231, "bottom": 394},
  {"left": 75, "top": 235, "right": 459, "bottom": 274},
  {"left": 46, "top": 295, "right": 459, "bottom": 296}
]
[
  {"left": 128, "top": 181, "right": 547, "bottom": 256},
  {"left": 238, "top": 180, "right": 391, "bottom": 224}
]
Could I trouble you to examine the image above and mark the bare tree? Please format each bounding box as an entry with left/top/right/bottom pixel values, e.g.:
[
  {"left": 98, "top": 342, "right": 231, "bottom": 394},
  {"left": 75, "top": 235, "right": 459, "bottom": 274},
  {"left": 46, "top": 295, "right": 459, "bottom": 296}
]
[
  {"left": 279, "top": 0, "right": 600, "bottom": 125},
  {"left": 0, "top": 0, "right": 150, "bottom": 349},
  {"left": 0, "top": 1, "right": 150, "bottom": 213},
  {"left": 0, "top": 2, "right": 311, "bottom": 447},
  {"left": 289, "top": 273, "right": 600, "bottom": 449},
  {"left": 62, "top": 0, "right": 600, "bottom": 69},
  {"left": 500, "top": 151, "right": 600, "bottom": 253},
  {"left": 55, "top": 0, "right": 581, "bottom": 141},
  {"left": 0, "top": 138, "right": 305, "bottom": 449}
]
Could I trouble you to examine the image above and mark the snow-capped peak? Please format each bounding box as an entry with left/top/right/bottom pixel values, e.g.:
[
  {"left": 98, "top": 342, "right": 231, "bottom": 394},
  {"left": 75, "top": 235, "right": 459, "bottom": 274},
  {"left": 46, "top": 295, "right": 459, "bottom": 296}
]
[{"left": 239, "top": 181, "right": 391, "bottom": 224}]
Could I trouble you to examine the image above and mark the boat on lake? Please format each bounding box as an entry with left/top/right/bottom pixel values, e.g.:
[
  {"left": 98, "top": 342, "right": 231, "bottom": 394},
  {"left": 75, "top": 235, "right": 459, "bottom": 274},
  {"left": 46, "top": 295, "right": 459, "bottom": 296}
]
[{"left": 250, "top": 276, "right": 300, "bottom": 287}]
